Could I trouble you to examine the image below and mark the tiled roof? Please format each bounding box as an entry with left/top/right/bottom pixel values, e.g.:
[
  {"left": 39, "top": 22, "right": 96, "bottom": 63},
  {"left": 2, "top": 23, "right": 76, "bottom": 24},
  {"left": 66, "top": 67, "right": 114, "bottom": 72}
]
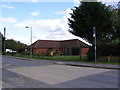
[{"left": 30, "top": 39, "right": 90, "bottom": 49}]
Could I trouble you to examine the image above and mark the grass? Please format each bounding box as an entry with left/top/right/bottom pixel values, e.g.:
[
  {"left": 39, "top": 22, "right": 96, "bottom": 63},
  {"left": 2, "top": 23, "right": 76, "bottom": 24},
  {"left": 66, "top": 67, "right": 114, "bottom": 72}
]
[
  {"left": 4, "top": 53, "right": 120, "bottom": 65},
  {"left": 35, "top": 55, "right": 88, "bottom": 62}
]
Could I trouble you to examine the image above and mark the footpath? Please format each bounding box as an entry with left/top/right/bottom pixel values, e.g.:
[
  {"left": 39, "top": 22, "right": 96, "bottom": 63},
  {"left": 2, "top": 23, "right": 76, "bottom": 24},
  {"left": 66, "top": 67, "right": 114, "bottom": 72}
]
[
  {"left": 58, "top": 62, "right": 120, "bottom": 70},
  {"left": 4, "top": 56, "right": 120, "bottom": 70}
]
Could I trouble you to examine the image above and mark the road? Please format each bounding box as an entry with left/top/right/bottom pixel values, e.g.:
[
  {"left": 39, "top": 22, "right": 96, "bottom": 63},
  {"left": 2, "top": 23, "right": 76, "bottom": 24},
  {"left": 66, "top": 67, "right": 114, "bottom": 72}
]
[{"left": 2, "top": 56, "right": 119, "bottom": 88}]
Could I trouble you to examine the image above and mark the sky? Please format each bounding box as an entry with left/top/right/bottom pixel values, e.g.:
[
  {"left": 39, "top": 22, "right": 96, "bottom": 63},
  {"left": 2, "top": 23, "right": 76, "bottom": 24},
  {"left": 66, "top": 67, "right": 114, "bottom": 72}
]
[{"left": 0, "top": 0, "right": 119, "bottom": 45}]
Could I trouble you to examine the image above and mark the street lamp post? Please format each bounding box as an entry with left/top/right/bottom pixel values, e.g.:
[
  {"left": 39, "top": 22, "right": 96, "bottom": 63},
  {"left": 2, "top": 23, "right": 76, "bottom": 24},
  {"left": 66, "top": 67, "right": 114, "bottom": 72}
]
[
  {"left": 93, "top": 26, "right": 97, "bottom": 62},
  {"left": 25, "top": 26, "right": 32, "bottom": 58},
  {"left": 4, "top": 27, "right": 6, "bottom": 52}
]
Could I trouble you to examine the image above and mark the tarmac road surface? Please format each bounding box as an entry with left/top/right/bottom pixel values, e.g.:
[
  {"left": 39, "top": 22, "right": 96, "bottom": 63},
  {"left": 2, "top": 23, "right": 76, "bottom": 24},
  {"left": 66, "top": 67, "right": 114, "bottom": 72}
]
[{"left": 2, "top": 56, "right": 119, "bottom": 88}]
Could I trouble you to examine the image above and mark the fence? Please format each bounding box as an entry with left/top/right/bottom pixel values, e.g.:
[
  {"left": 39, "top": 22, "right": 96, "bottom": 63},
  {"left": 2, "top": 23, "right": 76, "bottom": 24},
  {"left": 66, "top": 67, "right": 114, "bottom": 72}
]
[{"left": 98, "top": 56, "right": 120, "bottom": 62}]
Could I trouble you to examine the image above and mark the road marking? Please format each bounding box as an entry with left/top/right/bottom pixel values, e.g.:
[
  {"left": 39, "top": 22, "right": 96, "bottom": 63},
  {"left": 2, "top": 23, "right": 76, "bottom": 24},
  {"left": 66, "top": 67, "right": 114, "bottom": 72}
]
[{"left": 5, "top": 63, "right": 11, "bottom": 66}]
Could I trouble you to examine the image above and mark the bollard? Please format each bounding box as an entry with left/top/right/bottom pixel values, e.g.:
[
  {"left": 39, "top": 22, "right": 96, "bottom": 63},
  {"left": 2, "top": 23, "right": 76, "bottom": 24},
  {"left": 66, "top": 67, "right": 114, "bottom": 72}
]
[{"left": 50, "top": 52, "right": 53, "bottom": 57}]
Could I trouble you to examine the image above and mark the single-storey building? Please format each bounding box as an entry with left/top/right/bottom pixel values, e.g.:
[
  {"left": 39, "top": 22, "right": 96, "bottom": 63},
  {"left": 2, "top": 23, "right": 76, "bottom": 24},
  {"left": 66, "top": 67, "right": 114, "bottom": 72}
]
[{"left": 29, "top": 39, "right": 90, "bottom": 56}]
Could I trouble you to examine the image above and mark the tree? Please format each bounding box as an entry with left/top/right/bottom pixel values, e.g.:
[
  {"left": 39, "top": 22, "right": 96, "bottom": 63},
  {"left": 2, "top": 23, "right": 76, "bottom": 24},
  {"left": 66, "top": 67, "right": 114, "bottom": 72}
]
[
  {"left": 5, "top": 39, "right": 28, "bottom": 53},
  {"left": 0, "top": 32, "right": 3, "bottom": 53},
  {"left": 0, "top": 32, "right": 5, "bottom": 52},
  {"left": 68, "top": 2, "right": 113, "bottom": 44},
  {"left": 112, "top": 8, "right": 120, "bottom": 40}
]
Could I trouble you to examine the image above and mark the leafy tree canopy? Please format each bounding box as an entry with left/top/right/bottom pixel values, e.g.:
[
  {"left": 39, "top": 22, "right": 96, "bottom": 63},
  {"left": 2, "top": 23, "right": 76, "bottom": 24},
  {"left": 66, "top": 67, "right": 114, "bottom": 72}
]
[
  {"left": 0, "top": 32, "right": 5, "bottom": 52},
  {"left": 68, "top": 1, "right": 114, "bottom": 43},
  {"left": 5, "top": 39, "right": 28, "bottom": 53},
  {"left": 112, "top": 8, "right": 120, "bottom": 40}
]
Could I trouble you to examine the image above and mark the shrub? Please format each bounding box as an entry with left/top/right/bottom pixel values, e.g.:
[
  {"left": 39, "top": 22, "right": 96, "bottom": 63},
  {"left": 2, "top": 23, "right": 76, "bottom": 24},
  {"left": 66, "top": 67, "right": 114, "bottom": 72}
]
[
  {"left": 24, "top": 52, "right": 30, "bottom": 55},
  {"left": 71, "top": 46, "right": 80, "bottom": 55},
  {"left": 87, "top": 41, "right": 120, "bottom": 61},
  {"left": 97, "top": 42, "right": 120, "bottom": 56},
  {"left": 46, "top": 48, "right": 53, "bottom": 56},
  {"left": 87, "top": 46, "right": 95, "bottom": 61}
]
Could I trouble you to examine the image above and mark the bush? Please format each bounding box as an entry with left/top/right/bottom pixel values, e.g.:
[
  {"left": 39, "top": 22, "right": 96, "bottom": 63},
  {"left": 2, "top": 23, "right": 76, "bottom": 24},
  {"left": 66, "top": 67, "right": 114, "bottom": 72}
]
[
  {"left": 87, "top": 46, "right": 95, "bottom": 61},
  {"left": 46, "top": 48, "right": 53, "bottom": 56},
  {"left": 24, "top": 52, "right": 30, "bottom": 55},
  {"left": 97, "top": 42, "right": 120, "bottom": 56},
  {"left": 71, "top": 46, "right": 80, "bottom": 55},
  {"left": 5, "top": 52, "right": 17, "bottom": 56},
  {"left": 87, "top": 41, "right": 120, "bottom": 61}
]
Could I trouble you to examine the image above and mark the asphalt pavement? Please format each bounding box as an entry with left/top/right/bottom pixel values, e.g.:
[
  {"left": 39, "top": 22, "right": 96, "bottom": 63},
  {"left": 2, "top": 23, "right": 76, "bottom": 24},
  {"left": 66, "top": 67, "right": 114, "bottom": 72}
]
[
  {"left": 2, "top": 56, "right": 119, "bottom": 88},
  {"left": 5, "top": 56, "right": 120, "bottom": 70}
]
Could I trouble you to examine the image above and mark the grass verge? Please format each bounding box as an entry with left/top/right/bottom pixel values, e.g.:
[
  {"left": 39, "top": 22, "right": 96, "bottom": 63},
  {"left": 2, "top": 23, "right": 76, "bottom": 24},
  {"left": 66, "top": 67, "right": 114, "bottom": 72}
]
[{"left": 4, "top": 54, "right": 120, "bottom": 65}]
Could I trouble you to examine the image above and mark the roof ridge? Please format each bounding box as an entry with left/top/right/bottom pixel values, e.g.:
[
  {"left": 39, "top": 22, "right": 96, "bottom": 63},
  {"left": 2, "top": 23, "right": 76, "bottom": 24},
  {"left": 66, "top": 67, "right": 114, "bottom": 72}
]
[
  {"left": 36, "top": 39, "right": 90, "bottom": 45},
  {"left": 37, "top": 39, "right": 79, "bottom": 41},
  {"left": 77, "top": 39, "right": 90, "bottom": 46},
  {"left": 34, "top": 40, "right": 39, "bottom": 48},
  {"left": 37, "top": 39, "right": 62, "bottom": 42},
  {"left": 31, "top": 39, "right": 90, "bottom": 48}
]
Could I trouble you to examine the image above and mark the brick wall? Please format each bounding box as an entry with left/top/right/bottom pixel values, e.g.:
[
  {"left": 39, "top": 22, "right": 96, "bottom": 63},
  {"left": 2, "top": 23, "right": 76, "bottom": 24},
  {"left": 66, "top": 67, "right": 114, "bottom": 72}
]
[
  {"left": 33, "top": 49, "right": 47, "bottom": 55},
  {"left": 33, "top": 48, "right": 60, "bottom": 55},
  {"left": 33, "top": 48, "right": 89, "bottom": 56},
  {"left": 81, "top": 48, "right": 89, "bottom": 56}
]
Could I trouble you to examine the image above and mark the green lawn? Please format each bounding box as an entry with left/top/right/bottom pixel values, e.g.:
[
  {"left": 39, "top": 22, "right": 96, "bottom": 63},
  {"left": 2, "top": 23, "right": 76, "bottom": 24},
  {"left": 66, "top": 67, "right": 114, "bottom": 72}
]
[
  {"left": 36, "top": 55, "right": 88, "bottom": 62},
  {"left": 5, "top": 53, "right": 87, "bottom": 62},
  {"left": 5, "top": 53, "right": 120, "bottom": 65}
]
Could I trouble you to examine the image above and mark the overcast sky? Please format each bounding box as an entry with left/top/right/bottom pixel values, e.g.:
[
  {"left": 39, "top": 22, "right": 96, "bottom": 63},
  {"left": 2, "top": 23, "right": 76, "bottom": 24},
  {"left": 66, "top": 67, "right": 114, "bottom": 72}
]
[{"left": 0, "top": 0, "right": 119, "bottom": 45}]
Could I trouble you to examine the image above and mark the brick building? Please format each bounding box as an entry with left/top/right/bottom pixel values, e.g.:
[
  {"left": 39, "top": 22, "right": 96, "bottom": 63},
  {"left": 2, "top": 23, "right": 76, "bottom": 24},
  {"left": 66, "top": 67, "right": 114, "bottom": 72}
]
[{"left": 29, "top": 39, "right": 90, "bottom": 56}]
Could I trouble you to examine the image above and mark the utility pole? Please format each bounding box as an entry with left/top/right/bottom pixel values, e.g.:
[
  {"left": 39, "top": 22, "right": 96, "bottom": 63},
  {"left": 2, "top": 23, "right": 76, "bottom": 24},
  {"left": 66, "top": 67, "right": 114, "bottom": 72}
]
[
  {"left": 118, "top": 2, "right": 120, "bottom": 23},
  {"left": 4, "top": 27, "right": 6, "bottom": 52},
  {"left": 80, "top": 45, "right": 82, "bottom": 61},
  {"left": 93, "top": 26, "right": 97, "bottom": 62},
  {"left": 30, "top": 27, "right": 32, "bottom": 58},
  {"left": 25, "top": 26, "right": 32, "bottom": 58}
]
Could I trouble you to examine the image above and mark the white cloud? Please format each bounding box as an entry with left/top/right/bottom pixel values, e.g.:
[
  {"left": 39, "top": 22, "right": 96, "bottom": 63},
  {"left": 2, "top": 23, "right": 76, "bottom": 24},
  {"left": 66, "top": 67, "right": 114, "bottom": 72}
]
[
  {"left": 31, "top": 0, "right": 38, "bottom": 3},
  {"left": 55, "top": 11, "right": 66, "bottom": 15},
  {"left": 14, "top": 23, "right": 29, "bottom": 28},
  {"left": 1, "top": 4, "right": 14, "bottom": 9},
  {"left": 6, "top": 36, "right": 30, "bottom": 45},
  {"left": 64, "top": 8, "right": 73, "bottom": 18},
  {"left": 55, "top": 8, "right": 72, "bottom": 18},
  {"left": 74, "top": 0, "right": 81, "bottom": 6},
  {"left": 0, "top": 17, "right": 16, "bottom": 23},
  {"left": 13, "top": 18, "right": 68, "bottom": 44},
  {"left": 30, "top": 12, "right": 40, "bottom": 16},
  {"left": 13, "top": 8, "right": 90, "bottom": 45}
]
